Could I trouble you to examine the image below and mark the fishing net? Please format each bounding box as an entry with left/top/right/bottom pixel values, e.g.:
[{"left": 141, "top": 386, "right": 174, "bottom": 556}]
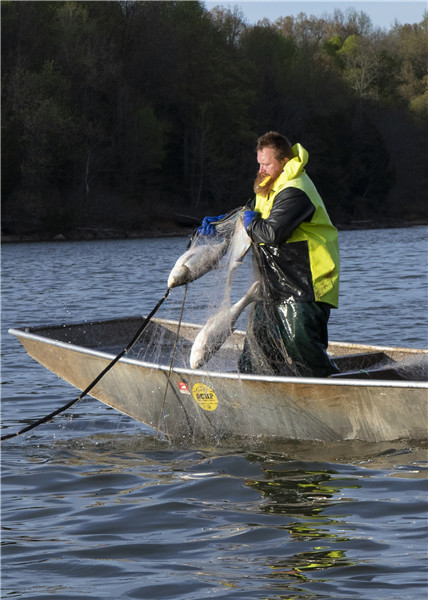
[
  {"left": 330, "top": 352, "right": 428, "bottom": 381},
  {"left": 126, "top": 208, "right": 301, "bottom": 376},
  {"left": 127, "top": 208, "right": 254, "bottom": 371},
  {"left": 115, "top": 211, "right": 427, "bottom": 382}
]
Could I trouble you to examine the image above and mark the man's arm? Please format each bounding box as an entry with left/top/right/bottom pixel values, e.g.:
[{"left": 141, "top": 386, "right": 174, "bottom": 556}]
[{"left": 247, "top": 188, "right": 315, "bottom": 245}]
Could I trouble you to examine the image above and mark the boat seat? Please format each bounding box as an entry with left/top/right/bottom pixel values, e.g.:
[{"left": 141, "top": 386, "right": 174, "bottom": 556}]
[{"left": 332, "top": 351, "right": 391, "bottom": 372}]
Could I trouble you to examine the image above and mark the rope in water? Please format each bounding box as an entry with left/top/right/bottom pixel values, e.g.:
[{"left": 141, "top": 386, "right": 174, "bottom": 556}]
[{"left": 1, "top": 289, "right": 171, "bottom": 442}]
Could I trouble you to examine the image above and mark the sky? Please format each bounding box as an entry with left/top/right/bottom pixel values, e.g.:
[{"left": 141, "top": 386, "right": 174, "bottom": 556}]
[{"left": 204, "top": 1, "right": 427, "bottom": 30}]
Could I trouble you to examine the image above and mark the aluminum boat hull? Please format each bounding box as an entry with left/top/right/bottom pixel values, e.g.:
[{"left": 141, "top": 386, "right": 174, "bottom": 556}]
[{"left": 8, "top": 316, "right": 428, "bottom": 443}]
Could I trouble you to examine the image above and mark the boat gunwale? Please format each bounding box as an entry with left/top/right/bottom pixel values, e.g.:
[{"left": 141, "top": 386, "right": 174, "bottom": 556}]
[
  {"left": 9, "top": 326, "right": 428, "bottom": 390},
  {"left": 10, "top": 314, "right": 428, "bottom": 355}
]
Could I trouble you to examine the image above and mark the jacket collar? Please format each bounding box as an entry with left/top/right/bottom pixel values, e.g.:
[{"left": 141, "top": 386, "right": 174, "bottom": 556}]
[{"left": 271, "top": 143, "right": 308, "bottom": 192}]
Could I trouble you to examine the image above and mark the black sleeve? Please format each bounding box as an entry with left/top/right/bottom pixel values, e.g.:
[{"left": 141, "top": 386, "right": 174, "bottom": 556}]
[{"left": 247, "top": 188, "right": 315, "bottom": 245}]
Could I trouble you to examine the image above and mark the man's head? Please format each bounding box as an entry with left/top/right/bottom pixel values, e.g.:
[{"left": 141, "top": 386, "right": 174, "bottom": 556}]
[{"left": 254, "top": 132, "right": 294, "bottom": 196}]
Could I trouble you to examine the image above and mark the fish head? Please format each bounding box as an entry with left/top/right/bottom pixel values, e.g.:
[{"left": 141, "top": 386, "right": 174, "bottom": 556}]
[
  {"left": 248, "top": 280, "right": 261, "bottom": 300},
  {"left": 167, "top": 264, "right": 190, "bottom": 289},
  {"left": 189, "top": 345, "right": 204, "bottom": 370}
]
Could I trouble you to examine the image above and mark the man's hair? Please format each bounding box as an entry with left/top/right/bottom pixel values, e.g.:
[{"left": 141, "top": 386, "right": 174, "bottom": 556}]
[{"left": 257, "top": 131, "right": 294, "bottom": 161}]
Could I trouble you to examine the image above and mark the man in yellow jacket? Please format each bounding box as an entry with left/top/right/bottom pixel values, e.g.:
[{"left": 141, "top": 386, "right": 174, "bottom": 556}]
[{"left": 201, "top": 131, "right": 340, "bottom": 377}]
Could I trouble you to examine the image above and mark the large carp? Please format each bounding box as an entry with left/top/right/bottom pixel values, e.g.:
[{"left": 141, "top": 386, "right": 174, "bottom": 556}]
[
  {"left": 189, "top": 280, "right": 260, "bottom": 369},
  {"left": 167, "top": 212, "right": 251, "bottom": 289},
  {"left": 167, "top": 239, "right": 229, "bottom": 289}
]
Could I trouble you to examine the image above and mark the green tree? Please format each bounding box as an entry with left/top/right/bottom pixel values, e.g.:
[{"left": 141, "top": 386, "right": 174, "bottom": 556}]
[
  {"left": 336, "top": 34, "right": 381, "bottom": 99},
  {"left": 392, "top": 16, "right": 428, "bottom": 121}
]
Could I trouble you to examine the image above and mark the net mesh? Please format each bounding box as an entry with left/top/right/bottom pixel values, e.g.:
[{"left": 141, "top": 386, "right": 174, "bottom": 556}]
[
  {"left": 126, "top": 209, "right": 300, "bottom": 376},
  {"left": 125, "top": 211, "right": 427, "bottom": 382}
]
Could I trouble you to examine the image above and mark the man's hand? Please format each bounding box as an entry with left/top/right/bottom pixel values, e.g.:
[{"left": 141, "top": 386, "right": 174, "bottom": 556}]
[
  {"left": 243, "top": 210, "right": 258, "bottom": 230},
  {"left": 197, "top": 215, "right": 225, "bottom": 236}
]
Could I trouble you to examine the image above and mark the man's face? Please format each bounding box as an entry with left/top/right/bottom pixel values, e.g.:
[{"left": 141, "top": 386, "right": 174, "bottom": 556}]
[{"left": 257, "top": 147, "right": 287, "bottom": 179}]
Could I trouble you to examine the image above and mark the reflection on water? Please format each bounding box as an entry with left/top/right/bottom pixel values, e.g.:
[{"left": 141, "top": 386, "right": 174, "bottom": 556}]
[{"left": 244, "top": 457, "right": 357, "bottom": 585}]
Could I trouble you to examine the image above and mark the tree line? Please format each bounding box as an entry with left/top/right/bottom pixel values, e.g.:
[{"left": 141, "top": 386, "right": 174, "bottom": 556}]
[{"left": 2, "top": 0, "right": 427, "bottom": 238}]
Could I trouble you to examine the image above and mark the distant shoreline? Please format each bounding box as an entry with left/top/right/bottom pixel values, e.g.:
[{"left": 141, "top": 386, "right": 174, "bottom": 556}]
[{"left": 1, "top": 219, "right": 427, "bottom": 244}]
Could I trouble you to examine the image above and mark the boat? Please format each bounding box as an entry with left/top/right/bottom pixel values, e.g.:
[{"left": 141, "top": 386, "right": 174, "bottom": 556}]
[{"left": 8, "top": 315, "right": 428, "bottom": 443}]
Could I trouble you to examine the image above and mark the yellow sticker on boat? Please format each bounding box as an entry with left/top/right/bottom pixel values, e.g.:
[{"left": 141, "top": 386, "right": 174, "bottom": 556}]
[{"left": 192, "top": 384, "right": 218, "bottom": 411}]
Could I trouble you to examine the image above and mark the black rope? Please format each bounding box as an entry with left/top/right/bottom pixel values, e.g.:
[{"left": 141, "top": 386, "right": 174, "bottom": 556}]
[{"left": 1, "top": 288, "right": 171, "bottom": 442}]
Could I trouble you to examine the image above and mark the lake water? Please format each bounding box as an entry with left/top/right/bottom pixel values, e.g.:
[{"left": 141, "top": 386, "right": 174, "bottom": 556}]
[{"left": 1, "top": 227, "right": 428, "bottom": 599}]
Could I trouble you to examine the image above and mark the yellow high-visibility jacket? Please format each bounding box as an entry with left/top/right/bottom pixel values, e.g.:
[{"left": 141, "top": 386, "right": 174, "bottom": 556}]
[{"left": 247, "top": 144, "right": 340, "bottom": 307}]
